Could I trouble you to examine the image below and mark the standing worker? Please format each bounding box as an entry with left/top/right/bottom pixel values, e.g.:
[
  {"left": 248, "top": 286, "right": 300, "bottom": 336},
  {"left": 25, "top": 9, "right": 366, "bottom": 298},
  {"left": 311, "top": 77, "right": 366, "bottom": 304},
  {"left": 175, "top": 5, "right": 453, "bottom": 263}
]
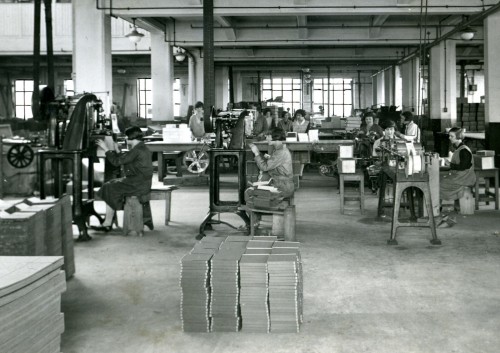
[
  {"left": 189, "top": 101, "right": 206, "bottom": 139},
  {"left": 396, "top": 111, "right": 420, "bottom": 143}
]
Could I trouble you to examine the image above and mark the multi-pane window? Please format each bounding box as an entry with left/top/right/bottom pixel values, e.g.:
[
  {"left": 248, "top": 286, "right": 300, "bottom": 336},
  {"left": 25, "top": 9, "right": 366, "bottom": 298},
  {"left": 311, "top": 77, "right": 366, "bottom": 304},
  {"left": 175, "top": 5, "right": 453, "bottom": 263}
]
[
  {"left": 137, "top": 78, "right": 152, "bottom": 119},
  {"left": 261, "top": 77, "right": 302, "bottom": 113},
  {"left": 137, "top": 78, "right": 182, "bottom": 118},
  {"left": 15, "top": 80, "right": 34, "bottom": 120},
  {"left": 64, "top": 79, "right": 75, "bottom": 96},
  {"left": 313, "top": 78, "right": 353, "bottom": 117}
]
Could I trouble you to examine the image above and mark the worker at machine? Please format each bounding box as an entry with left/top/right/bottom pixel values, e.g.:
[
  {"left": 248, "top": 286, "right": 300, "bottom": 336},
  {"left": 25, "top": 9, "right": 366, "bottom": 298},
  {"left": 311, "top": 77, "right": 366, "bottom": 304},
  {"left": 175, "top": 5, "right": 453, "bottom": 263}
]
[
  {"left": 189, "top": 101, "right": 206, "bottom": 139},
  {"left": 253, "top": 108, "right": 273, "bottom": 141},
  {"left": 93, "top": 126, "right": 154, "bottom": 232},
  {"left": 248, "top": 128, "right": 295, "bottom": 198},
  {"left": 357, "top": 112, "right": 383, "bottom": 157},
  {"left": 291, "top": 109, "right": 310, "bottom": 134},
  {"left": 439, "top": 127, "right": 476, "bottom": 219},
  {"left": 396, "top": 111, "right": 420, "bottom": 143},
  {"left": 372, "top": 119, "right": 398, "bottom": 156}
]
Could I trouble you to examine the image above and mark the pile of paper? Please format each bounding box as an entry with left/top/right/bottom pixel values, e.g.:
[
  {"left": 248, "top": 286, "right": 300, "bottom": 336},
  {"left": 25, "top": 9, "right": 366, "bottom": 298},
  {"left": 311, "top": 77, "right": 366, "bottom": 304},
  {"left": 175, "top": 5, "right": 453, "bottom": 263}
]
[
  {"left": 209, "top": 238, "right": 247, "bottom": 332},
  {"left": 268, "top": 242, "right": 303, "bottom": 333},
  {"left": 180, "top": 252, "right": 213, "bottom": 332},
  {"left": 0, "top": 256, "right": 66, "bottom": 353},
  {"left": 240, "top": 254, "right": 270, "bottom": 333}
]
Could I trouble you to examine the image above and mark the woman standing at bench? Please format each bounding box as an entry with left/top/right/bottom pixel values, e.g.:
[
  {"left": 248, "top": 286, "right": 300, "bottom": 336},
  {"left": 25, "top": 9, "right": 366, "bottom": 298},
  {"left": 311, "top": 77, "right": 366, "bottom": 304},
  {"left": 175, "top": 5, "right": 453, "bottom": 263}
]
[{"left": 94, "top": 126, "right": 154, "bottom": 232}]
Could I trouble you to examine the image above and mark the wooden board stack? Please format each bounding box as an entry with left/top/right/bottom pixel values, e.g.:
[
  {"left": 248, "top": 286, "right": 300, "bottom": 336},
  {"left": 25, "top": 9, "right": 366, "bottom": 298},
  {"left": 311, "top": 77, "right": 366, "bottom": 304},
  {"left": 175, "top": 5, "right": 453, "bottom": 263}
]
[{"left": 0, "top": 256, "right": 66, "bottom": 353}]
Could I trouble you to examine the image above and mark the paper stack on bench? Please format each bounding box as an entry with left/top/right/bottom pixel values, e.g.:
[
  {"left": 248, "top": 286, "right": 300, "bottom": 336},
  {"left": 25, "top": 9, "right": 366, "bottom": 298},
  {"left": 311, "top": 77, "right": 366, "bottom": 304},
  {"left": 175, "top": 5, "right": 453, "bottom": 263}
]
[
  {"left": 0, "top": 256, "right": 66, "bottom": 353},
  {"left": 245, "top": 185, "right": 285, "bottom": 209}
]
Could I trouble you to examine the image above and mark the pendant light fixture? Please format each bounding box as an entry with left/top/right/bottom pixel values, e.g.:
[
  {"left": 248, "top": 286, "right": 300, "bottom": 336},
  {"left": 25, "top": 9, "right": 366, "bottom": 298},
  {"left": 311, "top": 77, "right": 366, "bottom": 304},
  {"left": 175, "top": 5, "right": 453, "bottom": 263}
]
[{"left": 126, "top": 18, "right": 144, "bottom": 43}]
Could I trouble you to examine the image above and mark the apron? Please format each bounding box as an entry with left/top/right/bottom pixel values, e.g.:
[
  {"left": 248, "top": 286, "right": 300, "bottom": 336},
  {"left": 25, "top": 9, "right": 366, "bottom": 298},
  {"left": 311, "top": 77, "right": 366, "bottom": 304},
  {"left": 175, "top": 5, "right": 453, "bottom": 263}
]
[{"left": 439, "top": 144, "right": 476, "bottom": 200}]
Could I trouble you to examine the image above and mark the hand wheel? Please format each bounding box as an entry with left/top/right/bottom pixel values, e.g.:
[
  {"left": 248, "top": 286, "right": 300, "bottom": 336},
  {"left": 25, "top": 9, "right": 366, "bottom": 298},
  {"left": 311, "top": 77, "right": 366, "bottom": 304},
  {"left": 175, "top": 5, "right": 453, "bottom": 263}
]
[
  {"left": 182, "top": 149, "right": 209, "bottom": 174},
  {"left": 7, "top": 144, "right": 34, "bottom": 168}
]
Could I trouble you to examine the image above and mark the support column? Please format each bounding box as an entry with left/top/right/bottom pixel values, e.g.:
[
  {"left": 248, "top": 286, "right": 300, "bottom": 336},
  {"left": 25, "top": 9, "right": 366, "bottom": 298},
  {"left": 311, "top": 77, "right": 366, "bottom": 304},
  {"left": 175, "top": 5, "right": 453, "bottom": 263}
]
[
  {"left": 376, "top": 72, "right": 385, "bottom": 106},
  {"left": 394, "top": 65, "right": 402, "bottom": 110},
  {"left": 484, "top": 11, "right": 500, "bottom": 165},
  {"left": 234, "top": 71, "right": 243, "bottom": 103},
  {"left": 429, "top": 40, "right": 457, "bottom": 129},
  {"left": 72, "top": 0, "right": 112, "bottom": 113},
  {"left": 215, "top": 66, "right": 229, "bottom": 110},
  {"left": 151, "top": 32, "right": 173, "bottom": 121},
  {"left": 188, "top": 55, "right": 195, "bottom": 107},
  {"left": 372, "top": 75, "right": 378, "bottom": 107},
  {"left": 194, "top": 50, "right": 204, "bottom": 103},
  {"left": 384, "top": 68, "right": 394, "bottom": 106},
  {"left": 401, "top": 57, "right": 419, "bottom": 113}
]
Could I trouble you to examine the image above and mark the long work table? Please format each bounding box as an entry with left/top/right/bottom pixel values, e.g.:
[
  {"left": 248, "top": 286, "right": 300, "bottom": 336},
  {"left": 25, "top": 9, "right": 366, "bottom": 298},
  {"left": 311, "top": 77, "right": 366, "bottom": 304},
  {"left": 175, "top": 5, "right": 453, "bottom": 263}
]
[{"left": 146, "top": 139, "right": 355, "bottom": 181}]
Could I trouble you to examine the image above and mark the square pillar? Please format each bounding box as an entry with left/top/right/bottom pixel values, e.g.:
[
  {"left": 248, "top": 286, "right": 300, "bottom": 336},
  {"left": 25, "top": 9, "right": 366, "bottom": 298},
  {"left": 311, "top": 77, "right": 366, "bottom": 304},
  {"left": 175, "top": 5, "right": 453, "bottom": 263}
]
[
  {"left": 384, "top": 67, "right": 394, "bottom": 106},
  {"left": 151, "top": 32, "right": 173, "bottom": 121},
  {"left": 401, "top": 57, "right": 420, "bottom": 113},
  {"left": 429, "top": 40, "right": 457, "bottom": 129},
  {"left": 72, "top": 0, "right": 112, "bottom": 114},
  {"left": 484, "top": 11, "right": 500, "bottom": 165}
]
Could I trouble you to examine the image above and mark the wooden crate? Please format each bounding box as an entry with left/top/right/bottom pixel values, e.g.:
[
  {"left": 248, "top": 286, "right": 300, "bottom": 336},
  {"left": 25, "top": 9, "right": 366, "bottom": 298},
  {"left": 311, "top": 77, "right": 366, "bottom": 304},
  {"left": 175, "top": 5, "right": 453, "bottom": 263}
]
[{"left": 0, "top": 211, "right": 45, "bottom": 256}]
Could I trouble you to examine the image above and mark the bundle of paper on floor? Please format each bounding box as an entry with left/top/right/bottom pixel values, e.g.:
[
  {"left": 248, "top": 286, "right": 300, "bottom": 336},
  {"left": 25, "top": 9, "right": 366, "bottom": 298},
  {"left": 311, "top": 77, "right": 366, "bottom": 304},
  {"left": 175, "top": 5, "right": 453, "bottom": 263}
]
[
  {"left": 268, "top": 246, "right": 303, "bottom": 333},
  {"left": 209, "top": 237, "right": 247, "bottom": 332},
  {"left": 179, "top": 251, "right": 213, "bottom": 332},
  {"left": 240, "top": 254, "right": 271, "bottom": 333},
  {"left": 0, "top": 256, "right": 66, "bottom": 353}
]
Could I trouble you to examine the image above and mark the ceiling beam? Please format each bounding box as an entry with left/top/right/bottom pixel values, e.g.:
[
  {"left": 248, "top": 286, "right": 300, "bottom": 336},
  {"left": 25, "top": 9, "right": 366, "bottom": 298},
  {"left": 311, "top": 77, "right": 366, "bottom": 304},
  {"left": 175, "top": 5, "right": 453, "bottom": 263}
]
[
  {"left": 369, "top": 15, "right": 389, "bottom": 38},
  {"left": 215, "top": 16, "right": 236, "bottom": 41},
  {"left": 297, "top": 16, "right": 308, "bottom": 39}
]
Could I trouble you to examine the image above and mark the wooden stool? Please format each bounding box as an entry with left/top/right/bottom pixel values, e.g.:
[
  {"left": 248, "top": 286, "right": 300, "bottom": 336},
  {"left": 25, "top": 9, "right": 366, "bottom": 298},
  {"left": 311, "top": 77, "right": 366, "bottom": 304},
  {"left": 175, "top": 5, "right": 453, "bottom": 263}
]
[
  {"left": 158, "top": 151, "right": 183, "bottom": 181},
  {"left": 244, "top": 204, "right": 296, "bottom": 241},
  {"left": 459, "top": 187, "right": 475, "bottom": 215},
  {"left": 123, "top": 196, "right": 144, "bottom": 236},
  {"left": 339, "top": 172, "right": 365, "bottom": 215},
  {"left": 150, "top": 186, "right": 178, "bottom": 225},
  {"left": 473, "top": 168, "right": 499, "bottom": 210}
]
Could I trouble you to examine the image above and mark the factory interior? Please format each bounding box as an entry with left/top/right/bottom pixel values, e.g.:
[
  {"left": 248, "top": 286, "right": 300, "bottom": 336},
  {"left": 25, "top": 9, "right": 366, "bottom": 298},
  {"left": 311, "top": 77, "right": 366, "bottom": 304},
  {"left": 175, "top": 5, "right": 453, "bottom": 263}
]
[{"left": 0, "top": 1, "right": 500, "bottom": 353}]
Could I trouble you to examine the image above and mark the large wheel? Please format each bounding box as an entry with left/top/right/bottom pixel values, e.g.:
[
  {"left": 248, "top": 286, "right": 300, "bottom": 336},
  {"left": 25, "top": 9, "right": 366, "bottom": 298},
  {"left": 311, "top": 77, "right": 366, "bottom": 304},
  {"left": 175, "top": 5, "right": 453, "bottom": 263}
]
[
  {"left": 7, "top": 144, "right": 34, "bottom": 168},
  {"left": 182, "top": 149, "right": 209, "bottom": 174}
]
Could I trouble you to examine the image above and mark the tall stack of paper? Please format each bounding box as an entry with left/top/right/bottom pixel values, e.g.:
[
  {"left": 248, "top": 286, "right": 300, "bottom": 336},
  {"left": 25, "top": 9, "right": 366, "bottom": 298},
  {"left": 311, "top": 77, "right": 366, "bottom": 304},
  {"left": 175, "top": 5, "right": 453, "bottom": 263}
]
[
  {"left": 0, "top": 256, "right": 66, "bottom": 353},
  {"left": 180, "top": 253, "right": 213, "bottom": 332},
  {"left": 240, "top": 254, "right": 270, "bottom": 333},
  {"left": 209, "top": 244, "right": 246, "bottom": 332},
  {"left": 268, "top": 244, "right": 303, "bottom": 333}
]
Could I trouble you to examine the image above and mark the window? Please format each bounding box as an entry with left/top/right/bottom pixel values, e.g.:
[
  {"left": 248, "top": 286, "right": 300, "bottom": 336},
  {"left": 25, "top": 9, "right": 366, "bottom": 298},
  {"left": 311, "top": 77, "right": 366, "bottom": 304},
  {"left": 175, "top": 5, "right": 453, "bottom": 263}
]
[
  {"left": 137, "top": 78, "right": 182, "bottom": 118},
  {"left": 15, "top": 80, "right": 34, "bottom": 120},
  {"left": 64, "top": 80, "right": 75, "bottom": 96},
  {"left": 261, "top": 77, "right": 302, "bottom": 113},
  {"left": 313, "top": 78, "right": 353, "bottom": 117},
  {"left": 137, "top": 78, "right": 152, "bottom": 119}
]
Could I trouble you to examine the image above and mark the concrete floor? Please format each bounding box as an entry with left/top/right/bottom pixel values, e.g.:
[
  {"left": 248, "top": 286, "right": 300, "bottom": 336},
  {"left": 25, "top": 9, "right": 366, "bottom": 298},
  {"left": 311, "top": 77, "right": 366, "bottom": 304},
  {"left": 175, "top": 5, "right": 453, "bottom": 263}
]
[{"left": 60, "top": 173, "right": 500, "bottom": 353}]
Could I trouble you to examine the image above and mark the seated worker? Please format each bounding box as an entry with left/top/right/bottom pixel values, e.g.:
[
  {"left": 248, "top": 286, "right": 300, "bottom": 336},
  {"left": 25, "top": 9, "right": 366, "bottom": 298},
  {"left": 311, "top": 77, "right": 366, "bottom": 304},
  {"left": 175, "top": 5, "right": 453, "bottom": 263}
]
[
  {"left": 248, "top": 128, "right": 295, "bottom": 198},
  {"left": 395, "top": 111, "right": 420, "bottom": 143},
  {"left": 94, "top": 126, "right": 154, "bottom": 232},
  {"left": 253, "top": 108, "right": 273, "bottom": 141},
  {"left": 292, "top": 109, "right": 310, "bottom": 134},
  {"left": 372, "top": 119, "right": 397, "bottom": 156},
  {"left": 439, "top": 127, "right": 476, "bottom": 224},
  {"left": 357, "top": 112, "right": 383, "bottom": 157},
  {"left": 188, "top": 101, "right": 206, "bottom": 139}
]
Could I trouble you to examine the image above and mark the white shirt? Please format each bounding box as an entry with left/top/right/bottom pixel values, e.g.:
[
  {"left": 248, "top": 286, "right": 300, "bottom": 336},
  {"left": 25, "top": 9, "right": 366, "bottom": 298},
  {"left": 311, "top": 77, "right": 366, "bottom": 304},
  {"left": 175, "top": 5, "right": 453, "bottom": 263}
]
[{"left": 403, "top": 121, "right": 420, "bottom": 143}]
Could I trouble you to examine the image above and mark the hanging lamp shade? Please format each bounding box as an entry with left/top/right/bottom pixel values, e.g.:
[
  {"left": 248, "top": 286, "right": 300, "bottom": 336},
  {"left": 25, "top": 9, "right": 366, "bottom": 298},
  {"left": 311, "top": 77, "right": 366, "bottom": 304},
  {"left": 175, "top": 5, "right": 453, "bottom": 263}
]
[
  {"left": 460, "top": 27, "right": 476, "bottom": 41},
  {"left": 126, "top": 18, "right": 144, "bottom": 43}
]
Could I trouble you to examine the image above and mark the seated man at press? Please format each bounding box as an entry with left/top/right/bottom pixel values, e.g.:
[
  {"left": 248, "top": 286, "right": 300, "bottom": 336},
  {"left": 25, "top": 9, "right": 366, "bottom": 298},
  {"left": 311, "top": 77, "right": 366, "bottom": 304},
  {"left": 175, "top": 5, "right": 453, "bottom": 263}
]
[
  {"left": 93, "top": 126, "right": 154, "bottom": 232},
  {"left": 440, "top": 127, "right": 476, "bottom": 215},
  {"left": 395, "top": 111, "right": 420, "bottom": 143},
  {"left": 372, "top": 119, "right": 398, "bottom": 156},
  {"left": 357, "top": 112, "right": 383, "bottom": 157},
  {"left": 248, "top": 128, "right": 295, "bottom": 198}
]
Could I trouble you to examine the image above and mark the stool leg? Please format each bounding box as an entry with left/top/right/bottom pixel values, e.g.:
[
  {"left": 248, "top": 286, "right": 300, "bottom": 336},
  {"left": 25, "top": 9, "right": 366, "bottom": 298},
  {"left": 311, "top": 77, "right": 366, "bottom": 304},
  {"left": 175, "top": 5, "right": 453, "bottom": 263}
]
[
  {"left": 157, "top": 152, "right": 164, "bottom": 182},
  {"left": 340, "top": 175, "right": 345, "bottom": 215},
  {"left": 475, "top": 177, "right": 480, "bottom": 210},
  {"left": 495, "top": 172, "right": 499, "bottom": 210},
  {"left": 250, "top": 212, "right": 256, "bottom": 236},
  {"left": 165, "top": 191, "right": 172, "bottom": 225},
  {"left": 485, "top": 178, "right": 490, "bottom": 206},
  {"left": 284, "top": 206, "right": 296, "bottom": 241}
]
